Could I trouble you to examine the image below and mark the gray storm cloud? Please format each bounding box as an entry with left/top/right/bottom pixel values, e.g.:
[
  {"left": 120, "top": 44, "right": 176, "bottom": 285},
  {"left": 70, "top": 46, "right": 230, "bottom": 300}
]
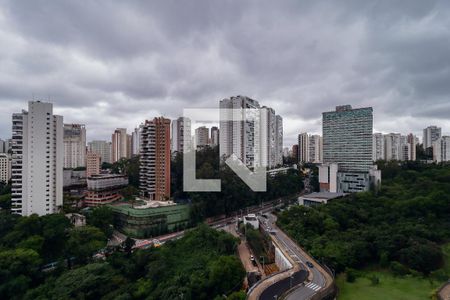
[{"left": 0, "top": 0, "right": 449, "bottom": 145}]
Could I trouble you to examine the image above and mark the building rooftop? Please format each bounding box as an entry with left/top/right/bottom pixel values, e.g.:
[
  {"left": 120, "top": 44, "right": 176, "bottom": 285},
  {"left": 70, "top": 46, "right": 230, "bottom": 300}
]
[{"left": 301, "top": 192, "right": 347, "bottom": 200}]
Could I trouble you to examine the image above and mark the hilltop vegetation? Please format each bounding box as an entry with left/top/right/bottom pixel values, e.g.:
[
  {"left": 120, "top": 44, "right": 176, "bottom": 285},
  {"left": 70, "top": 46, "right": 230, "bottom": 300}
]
[
  {"left": 277, "top": 163, "right": 450, "bottom": 275},
  {"left": 23, "top": 224, "right": 245, "bottom": 300}
]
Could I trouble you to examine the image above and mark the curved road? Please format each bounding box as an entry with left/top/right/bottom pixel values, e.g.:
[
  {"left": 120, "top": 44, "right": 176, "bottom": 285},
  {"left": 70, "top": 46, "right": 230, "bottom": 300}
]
[{"left": 260, "top": 213, "right": 329, "bottom": 300}]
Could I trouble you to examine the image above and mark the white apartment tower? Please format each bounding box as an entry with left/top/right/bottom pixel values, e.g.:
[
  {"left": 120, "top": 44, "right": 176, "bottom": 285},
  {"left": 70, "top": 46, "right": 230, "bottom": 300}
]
[
  {"left": 63, "top": 124, "right": 86, "bottom": 168},
  {"left": 171, "top": 117, "right": 192, "bottom": 154},
  {"left": 372, "top": 133, "right": 385, "bottom": 161},
  {"left": 298, "top": 133, "right": 309, "bottom": 164},
  {"left": 309, "top": 135, "right": 323, "bottom": 164},
  {"left": 11, "top": 101, "right": 63, "bottom": 216},
  {"left": 88, "top": 140, "right": 112, "bottom": 164},
  {"left": 195, "top": 126, "right": 210, "bottom": 148},
  {"left": 423, "top": 126, "right": 442, "bottom": 149},
  {"left": 275, "top": 115, "right": 283, "bottom": 166},
  {"left": 112, "top": 128, "right": 128, "bottom": 162},
  {"left": 433, "top": 136, "right": 450, "bottom": 163}
]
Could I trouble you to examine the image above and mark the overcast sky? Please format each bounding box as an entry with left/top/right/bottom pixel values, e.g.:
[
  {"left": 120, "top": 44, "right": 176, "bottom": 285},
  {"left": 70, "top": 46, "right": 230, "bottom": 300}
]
[{"left": 0, "top": 0, "right": 449, "bottom": 146}]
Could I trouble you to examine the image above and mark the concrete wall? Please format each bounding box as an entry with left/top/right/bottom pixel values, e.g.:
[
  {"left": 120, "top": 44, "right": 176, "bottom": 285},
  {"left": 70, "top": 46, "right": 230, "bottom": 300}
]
[{"left": 274, "top": 244, "right": 292, "bottom": 271}]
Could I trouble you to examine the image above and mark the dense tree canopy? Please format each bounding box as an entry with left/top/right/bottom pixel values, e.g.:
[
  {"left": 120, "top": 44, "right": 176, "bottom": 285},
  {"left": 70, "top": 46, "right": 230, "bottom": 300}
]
[
  {"left": 277, "top": 163, "right": 450, "bottom": 275},
  {"left": 172, "top": 146, "right": 304, "bottom": 220},
  {"left": 23, "top": 224, "right": 245, "bottom": 300}
]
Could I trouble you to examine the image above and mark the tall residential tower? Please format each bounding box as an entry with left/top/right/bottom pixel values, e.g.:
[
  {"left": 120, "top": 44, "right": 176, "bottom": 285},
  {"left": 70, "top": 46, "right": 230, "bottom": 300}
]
[{"left": 11, "top": 101, "right": 63, "bottom": 216}]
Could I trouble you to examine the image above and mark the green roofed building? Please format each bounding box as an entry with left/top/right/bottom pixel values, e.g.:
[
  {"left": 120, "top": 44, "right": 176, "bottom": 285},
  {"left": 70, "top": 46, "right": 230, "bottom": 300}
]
[{"left": 110, "top": 202, "right": 191, "bottom": 238}]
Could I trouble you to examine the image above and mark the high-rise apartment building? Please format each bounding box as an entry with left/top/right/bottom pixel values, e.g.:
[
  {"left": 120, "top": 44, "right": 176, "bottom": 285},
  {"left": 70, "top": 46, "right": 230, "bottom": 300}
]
[
  {"left": 372, "top": 133, "right": 385, "bottom": 161},
  {"left": 384, "top": 133, "right": 401, "bottom": 161},
  {"left": 132, "top": 125, "right": 143, "bottom": 155},
  {"left": 195, "top": 126, "right": 210, "bottom": 148},
  {"left": 11, "top": 101, "right": 63, "bottom": 216},
  {"left": 322, "top": 105, "right": 376, "bottom": 193},
  {"left": 308, "top": 135, "right": 322, "bottom": 163},
  {"left": 63, "top": 124, "right": 86, "bottom": 168},
  {"left": 171, "top": 117, "right": 192, "bottom": 154},
  {"left": 210, "top": 126, "right": 219, "bottom": 147},
  {"left": 140, "top": 117, "right": 171, "bottom": 201},
  {"left": 86, "top": 151, "right": 101, "bottom": 177},
  {"left": 276, "top": 115, "right": 283, "bottom": 166},
  {"left": 423, "top": 126, "right": 442, "bottom": 149},
  {"left": 219, "top": 96, "right": 282, "bottom": 169},
  {"left": 88, "top": 140, "right": 112, "bottom": 164},
  {"left": 298, "top": 133, "right": 309, "bottom": 164},
  {"left": 220, "top": 96, "right": 261, "bottom": 168},
  {"left": 112, "top": 128, "right": 128, "bottom": 162},
  {"left": 292, "top": 144, "right": 299, "bottom": 163},
  {"left": 407, "top": 134, "right": 417, "bottom": 161},
  {"left": 433, "top": 136, "right": 450, "bottom": 163},
  {"left": 0, "top": 139, "right": 11, "bottom": 153},
  {"left": 0, "top": 153, "right": 11, "bottom": 183}
]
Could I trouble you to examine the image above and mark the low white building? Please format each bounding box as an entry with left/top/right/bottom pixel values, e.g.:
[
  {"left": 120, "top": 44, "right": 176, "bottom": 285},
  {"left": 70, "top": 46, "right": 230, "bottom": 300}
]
[{"left": 243, "top": 213, "right": 259, "bottom": 229}]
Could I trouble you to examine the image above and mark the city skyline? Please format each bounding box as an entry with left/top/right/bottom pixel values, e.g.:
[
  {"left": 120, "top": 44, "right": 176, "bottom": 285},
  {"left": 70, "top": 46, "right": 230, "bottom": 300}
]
[{"left": 1, "top": 1, "right": 450, "bottom": 146}]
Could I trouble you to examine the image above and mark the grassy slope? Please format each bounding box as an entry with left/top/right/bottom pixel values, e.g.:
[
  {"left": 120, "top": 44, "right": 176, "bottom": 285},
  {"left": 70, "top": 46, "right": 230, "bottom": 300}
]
[{"left": 337, "top": 243, "right": 450, "bottom": 300}]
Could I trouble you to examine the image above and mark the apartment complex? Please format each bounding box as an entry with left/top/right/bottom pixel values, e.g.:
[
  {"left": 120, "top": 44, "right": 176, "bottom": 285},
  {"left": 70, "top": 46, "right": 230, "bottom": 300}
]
[
  {"left": 140, "top": 117, "right": 171, "bottom": 201},
  {"left": 373, "top": 133, "right": 417, "bottom": 161},
  {"left": 63, "top": 124, "right": 86, "bottom": 168},
  {"left": 210, "top": 126, "right": 219, "bottom": 147},
  {"left": 132, "top": 125, "right": 143, "bottom": 155},
  {"left": 11, "top": 101, "right": 63, "bottom": 216},
  {"left": 86, "top": 151, "right": 101, "bottom": 177},
  {"left": 171, "top": 117, "right": 191, "bottom": 154},
  {"left": 433, "top": 136, "right": 450, "bottom": 163},
  {"left": 0, "top": 153, "right": 11, "bottom": 183},
  {"left": 423, "top": 126, "right": 442, "bottom": 149},
  {"left": 195, "top": 126, "right": 209, "bottom": 148},
  {"left": 219, "top": 96, "right": 283, "bottom": 169},
  {"left": 112, "top": 128, "right": 128, "bottom": 162},
  {"left": 0, "top": 139, "right": 11, "bottom": 153},
  {"left": 88, "top": 140, "right": 112, "bottom": 164},
  {"left": 297, "top": 133, "right": 322, "bottom": 164},
  {"left": 322, "top": 105, "right": 379, "bottom": 193}
]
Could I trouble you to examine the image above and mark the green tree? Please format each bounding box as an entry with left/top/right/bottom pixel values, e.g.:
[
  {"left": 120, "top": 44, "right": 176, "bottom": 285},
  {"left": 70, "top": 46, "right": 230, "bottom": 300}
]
[{"left": 66, "top": 226, "right": 106, "bottom": 265}]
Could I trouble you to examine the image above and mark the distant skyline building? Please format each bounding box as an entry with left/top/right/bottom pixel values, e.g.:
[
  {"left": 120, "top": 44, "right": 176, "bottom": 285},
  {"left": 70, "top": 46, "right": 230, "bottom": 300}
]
[
  {"left": 171, "top": 117, "right": 191, "bottom": 154},
  {"left": 11, "top": 101, "right": 63, "bottom": 216},
  {"left": 433, "top": 136, "right": 450, "bottom": 163},
  {"left": 210, "top": 126, "right": 219, "bottom": 147},
  {"left": 0, "top": 153, "right": 11, "bottom": 183},
  {"left": 298, "top": 132, "right": 309, "bottom": 164},
  {"left": 308, "top": 134, "right": 322, "bottom": 163},
  {"left": 88, "top": 140, "right": 112, "bottom": 164},
  {"left": 132, "top": 125, "right": 143, "bottom": 155},
  {"left": 86, "top": 151, "right": 101, "bottom": 177},
  {"left": 322, "top": 105, "right": 377, "bottom": 193},
  {"left": 372, "top": 133, "right": 385, "bottom": 161},
  {"left": 140, "top": 117, "right": 171, "bottom": 201},
  {"left": 0, "top": 139, "right": 11, "bottom": 153},
  {"left": 292, "top": 144, "right": 299, "bottom": 162},
  {"left": 219, "top": 96, "right": 282, "bottom": 169},
  {"left": 195, "top": 126, "right": 209, "bottom": 148},
  {"left": 112, "top": 128, "right": 128, "bottom": 162},
  {"left": 276, "top": 115, "right": 283, "bottom": 166},
  {"left": 63, "top": 124, "right": 86, "bottom": 168},
  {"left": 423, "top": 126, "right": 442, "bottom": 149}
]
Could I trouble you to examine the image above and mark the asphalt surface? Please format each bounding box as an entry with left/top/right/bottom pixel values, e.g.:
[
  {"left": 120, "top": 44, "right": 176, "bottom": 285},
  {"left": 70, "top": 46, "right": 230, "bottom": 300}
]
[
  {"left": 259, "top": 269, "right": 308, "bottom": 300},
  {"left": 264, "top": 213, "right": 326, "bottom": 300}
]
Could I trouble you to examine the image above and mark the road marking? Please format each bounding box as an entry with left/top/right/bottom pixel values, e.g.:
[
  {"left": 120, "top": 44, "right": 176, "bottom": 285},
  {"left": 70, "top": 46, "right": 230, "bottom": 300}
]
[{"left": 305, "top": 282, "right": 321, "bottom": 291}]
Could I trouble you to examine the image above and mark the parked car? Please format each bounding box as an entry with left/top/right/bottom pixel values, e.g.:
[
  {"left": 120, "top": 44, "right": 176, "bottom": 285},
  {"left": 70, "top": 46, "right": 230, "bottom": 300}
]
[{"left": 306, "top": 261, "right": 314, "bottom": 268}]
